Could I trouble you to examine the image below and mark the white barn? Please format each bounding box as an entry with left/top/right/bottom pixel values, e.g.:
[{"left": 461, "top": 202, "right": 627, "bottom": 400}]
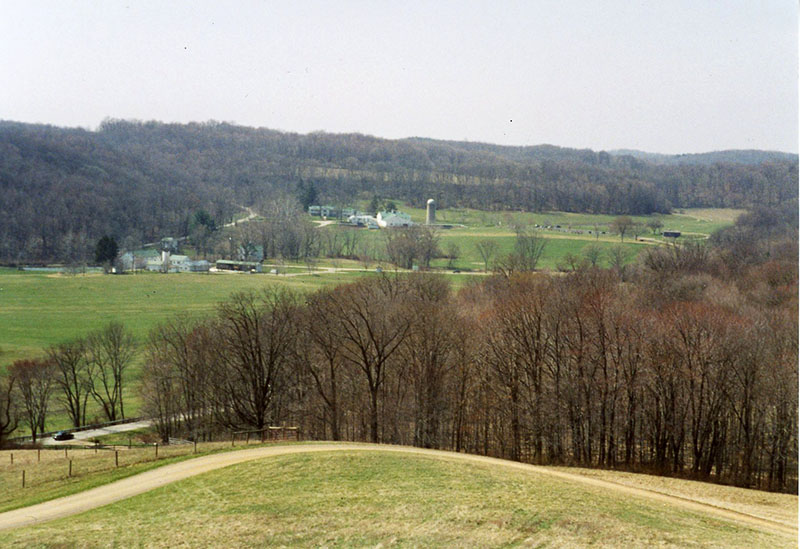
[
  {"left": 376, "top": 211, "right": 413, "bottom": 228},
  {"left": 347, "top": 214, "right": 380, "bottom": 229},
  {"left": 146, "top": 251, "right": 209, "bottom": 273}
]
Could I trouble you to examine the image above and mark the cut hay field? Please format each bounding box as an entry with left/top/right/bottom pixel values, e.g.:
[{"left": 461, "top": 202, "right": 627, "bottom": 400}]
[{"left": 0, "top": 446, "right": 794, "bottom": 548}]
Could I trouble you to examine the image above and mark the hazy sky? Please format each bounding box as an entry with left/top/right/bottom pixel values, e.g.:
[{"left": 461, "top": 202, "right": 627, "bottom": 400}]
[{"left": 2, "top": 1, "right": 797, "bottom": 153}]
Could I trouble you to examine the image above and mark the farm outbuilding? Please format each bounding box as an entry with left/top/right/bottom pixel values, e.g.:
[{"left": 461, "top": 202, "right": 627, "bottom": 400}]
[
  {"left": 215, "top": 260, "right": 262, "bottom": 272},
  {"left": 376, "top": 211, "right": 413, "bottom": 228}
]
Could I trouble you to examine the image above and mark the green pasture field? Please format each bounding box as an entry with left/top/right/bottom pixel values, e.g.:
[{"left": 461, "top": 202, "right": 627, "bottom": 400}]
[
  {"left": 395, "top": 204, "right": 743, "bottom": 236},
  {"left": 0, "top": 269, "right": 370, "bottom": 364},
  {"left": 0, "top": 450, "right": 792, "bottom": 547},
  {"left": 324, "top": 206, "right": 742, "bottom": 271},
  {"left": 0, "top": 268, "right": 377, "bottom": 425},
  {"left": 433, "top": 232, "right": 644, "bottom": 271}
]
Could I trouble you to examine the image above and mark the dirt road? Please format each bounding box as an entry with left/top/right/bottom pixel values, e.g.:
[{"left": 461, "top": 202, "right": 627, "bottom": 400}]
[{"left": 0, "top": 443, "right": 795, "bottom": 537}]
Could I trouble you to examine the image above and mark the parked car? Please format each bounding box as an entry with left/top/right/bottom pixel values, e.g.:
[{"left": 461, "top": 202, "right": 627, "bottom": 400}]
[{"left": 53, "top": 430, "right": 74, "bottom": 441}]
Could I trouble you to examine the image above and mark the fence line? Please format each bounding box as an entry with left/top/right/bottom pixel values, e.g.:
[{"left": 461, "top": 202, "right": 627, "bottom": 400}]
[{"left": 2, "top": 427, "right": 302, "bottom": 493}]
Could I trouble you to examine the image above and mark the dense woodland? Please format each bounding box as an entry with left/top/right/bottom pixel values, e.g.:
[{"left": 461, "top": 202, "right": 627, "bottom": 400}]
[
  {"left": 1, "top": 119, "right": 796, "bottom": 262},
  {"left": 3, "top": 210, "right": 793, "bottom": 492}
]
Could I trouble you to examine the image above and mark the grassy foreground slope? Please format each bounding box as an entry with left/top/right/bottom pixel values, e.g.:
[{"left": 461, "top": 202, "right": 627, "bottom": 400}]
[{"left": 1, "top": 450, "right": 794, "bottom": 548}]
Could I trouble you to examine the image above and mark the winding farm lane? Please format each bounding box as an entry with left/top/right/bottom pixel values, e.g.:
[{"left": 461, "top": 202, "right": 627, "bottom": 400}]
[{"left": 0, "top": 443, "right": 796, "bottom": 538}]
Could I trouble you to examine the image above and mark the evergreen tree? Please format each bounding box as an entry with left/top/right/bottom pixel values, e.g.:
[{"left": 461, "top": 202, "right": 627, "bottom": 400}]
[
  {"left": 298, "top": 181, "right": 318, "bottom": 210},
  {"left": 94, "top": 235, "right": 118, "bottom": 272}
]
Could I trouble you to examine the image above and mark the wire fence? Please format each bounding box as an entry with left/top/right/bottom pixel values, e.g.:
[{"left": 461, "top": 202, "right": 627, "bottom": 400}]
[{"left": 0, "top": 426, "right": 301, "bottom": 498}]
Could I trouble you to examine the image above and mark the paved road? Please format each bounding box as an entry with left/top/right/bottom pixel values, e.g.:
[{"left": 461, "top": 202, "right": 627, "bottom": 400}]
[
  {"left": 0, "top": 443, "right": 795, "bottom": 538},
  {"left": 43, "top": 420, "right": 154, "bottom": 446}
]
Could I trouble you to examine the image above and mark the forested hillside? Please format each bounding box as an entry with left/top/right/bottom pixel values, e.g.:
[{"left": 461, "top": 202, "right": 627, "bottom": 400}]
[{"left": 0, "top": 119, "right": 796, "bottom": 262}]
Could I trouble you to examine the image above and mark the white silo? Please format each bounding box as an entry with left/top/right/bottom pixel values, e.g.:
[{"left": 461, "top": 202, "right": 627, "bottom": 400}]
[{"left": 426, "top": 199, "right": 436, "bottom": 225}]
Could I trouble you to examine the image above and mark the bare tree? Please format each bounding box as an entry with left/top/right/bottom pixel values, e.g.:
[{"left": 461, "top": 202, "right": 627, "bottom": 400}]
[
  {"left": 401, "top": 276, "right": 457, "bottom": 448},
  {"left": 647, "top": 218, "right": 663, "bottom": 235},
  {"left": 215, "top": 289, "right": 299, "bottom": 430},
  {"left": 328, "top": 276, "right": 412, "bottom": 442},
  {"left": 0, "top": 373, "right": 18, "bottom": 445},
  {"left": 495, "top": 227, "right": 547, "bottom": 276},
  {"left": 144, "top": 316, "right": 218, "bottom": 441},
  {"left": 141, "top": 343, "right": 181, "bottom": 443},
  {"left": 445, "top": 241, "right": 460, "bottom": 269},
  {"left": 607, "top": 245, "right": 630, "bottom": 280},
  {"left": 475, "top": 239, "right": 498, "bottom": 272},
  {"left": 582, "top": 243, "right": 603, "bottom": 267},
  {"left": 610, "top": 216, "right": 635, "bottom": 242},
  {"left": 9, "top": 359, "right": 54, "bottom": 442},
  {"left": 48, "top": 340, "right": 92, "bottom": 428},
  {"left": 385, "top": 229, "right": 416, "bottom": 269},
  {"left": 299, "top": 289, "right": 348, "bottom": 440},
  {"left": 86, "top": 322, "right": 136, "bottom": 421}
]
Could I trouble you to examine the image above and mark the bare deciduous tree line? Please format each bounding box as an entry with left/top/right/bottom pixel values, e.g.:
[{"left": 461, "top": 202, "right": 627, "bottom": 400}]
[
  {"left": 139, "top": 260, "right": 797, "bottom": 492},
  {"left": 2, "top": 322, "right": 135, "bottom": 441}
]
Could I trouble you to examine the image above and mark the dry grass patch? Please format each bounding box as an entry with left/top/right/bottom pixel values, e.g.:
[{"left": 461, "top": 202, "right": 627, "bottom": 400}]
[
  {"left": 0, "top": 451, "right": 794, "bottom": 548},
  {"left": 551, "top": 466, "right": 798, "bottom": 529}
]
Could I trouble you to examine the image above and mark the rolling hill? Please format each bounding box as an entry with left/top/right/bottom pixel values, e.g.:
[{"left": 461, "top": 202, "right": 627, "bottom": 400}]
[
  {"left": 0, "top": 444, "right": 795, "bottom": 547},
  {"left": 1, "top": 119, "right": 796, "bottom": 263}
]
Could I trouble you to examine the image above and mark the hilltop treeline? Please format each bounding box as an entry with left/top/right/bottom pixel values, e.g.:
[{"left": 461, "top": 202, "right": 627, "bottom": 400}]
[
  {"left": 134, "top": 214, "right": 797, "bottom": 492},
  {"left": 0, "top": 119, "right": 796, "bottom": 262}
]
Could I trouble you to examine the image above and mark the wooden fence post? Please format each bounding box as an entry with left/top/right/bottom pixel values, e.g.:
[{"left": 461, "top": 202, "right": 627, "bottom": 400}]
[
  {"left": 115, "top": 450, "right": 119, "bottom": 468},
  {"left": 37, "top": 449, "right": 40, "bottom": 462},
  {"left": 64, "top": 448, "right": 68, "bottom": 459},
  {"left": 194, "top": 440, "right": 197, "bottom": 454},
  {"left": 21, "top": 470, "right": 25, "bottom": 488},
  {"left": 231, "top": 433, "right": 235, "bottom": 447},
  {"left": 129, "top": 437, "right": 131, "bottom": 449},
  {"left": 246, "top": 432, "right": 250, "bottom": 445},
  {"left": 155, "top": 443, "right": 158, "bottom": 458},
  {"left": 9, "top": 453, "right": 12, "bottom": 464},
  {"left": 68, "top": 459, "right": 72, "bottom": 477}
]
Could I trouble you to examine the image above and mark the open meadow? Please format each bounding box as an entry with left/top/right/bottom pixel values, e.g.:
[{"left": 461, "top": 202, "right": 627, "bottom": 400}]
[
  {"left": 0, "top": 268, "right": 373, "bottom": 366},
  {"left": 0, "top": 447, "right": 794, "bottom": 548}
]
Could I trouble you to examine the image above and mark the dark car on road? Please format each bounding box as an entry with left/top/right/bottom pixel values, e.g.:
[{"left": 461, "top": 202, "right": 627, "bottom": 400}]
[{"left": 53, "top": 430, "right": 74, "bottom": 441}]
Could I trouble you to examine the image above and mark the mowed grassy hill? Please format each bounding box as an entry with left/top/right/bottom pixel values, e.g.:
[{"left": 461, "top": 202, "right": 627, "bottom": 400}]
[{"left": 0, "top": 448, "right": 795, "bottom": 548}]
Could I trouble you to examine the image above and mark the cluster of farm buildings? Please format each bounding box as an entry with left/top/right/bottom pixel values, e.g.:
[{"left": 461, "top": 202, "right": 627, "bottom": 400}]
[
  {"left": 115, "top": 200, "right": 440, "bottom": 274},
  {"left": 309, "top": 205, "right": 413, "bottom": 229},
  {"left": 309, "top": 198, "right": 437, "bottom": 228}
]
